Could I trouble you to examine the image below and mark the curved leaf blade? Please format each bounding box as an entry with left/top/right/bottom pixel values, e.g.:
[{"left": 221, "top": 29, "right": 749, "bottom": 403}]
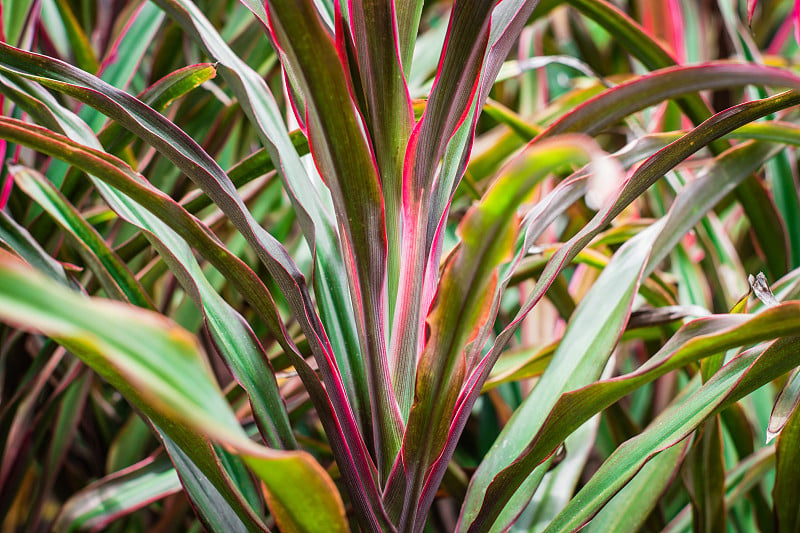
[
  {"left": 0, "top": 250, "right": 348, "bottom": 533},
  {"left": 544, "top": 336, "right": 800, "bottom": 533},
  {"left": 53, "top": 456, "right": 182, "bottom": 532}
]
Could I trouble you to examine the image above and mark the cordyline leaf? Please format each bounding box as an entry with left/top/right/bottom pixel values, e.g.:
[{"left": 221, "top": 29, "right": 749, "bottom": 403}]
[
  {"left": 48, "top": 0, "right": 99, "bottom": 73},
  {"left": 544, "top": 335, "right": 800, "bottom": 533},
  {"left": 0, "top": 42, "right": 331, "bottom": 377},
  {"left": 0, "top": 44, "right": 377, "bottom": 494},
  {"left": 152, "top": 0, "right": 327, "bottom": 253},
  {"left": 458, "top": 92, "right": 800, "bottom": 531},
  {"left": 2, "top": 0, "right": 37, "bottom": 47},
  {"left": 9, "top": 165, "right": 154, "bottom": 310},
  {"left": 53, "top": 456, "right": 182, "bottom": 532},
  {"left": 347, "top": 0, "right": 414, "bottom": 337},
  {"left": 0, "top": 62, "right": 216, "bottom": 207},
  {"left": 0, "top": 90, "right": 383, "bottom": 532},
  {"left": 395, "top": 0, "right": 423, "bottom": 71},
  {"left": 767, "top": 368, "right": 800, "bottom": 442},
  {"left": 0, "top": 115, "right": 298, "bottom": 450},
  {"left": 483, "top": 307, "right": 707, "bottom": 390},
  {"left": 79, "top": 1, "right": 164, "bottom": 132},
  {"left": 34, "top": 373, "right": 93, "bottom": 533},
  {"left": 583, "top": 440, "right": 689, "bottom": 533},
  {"left": 516, "top": 408, "right": 604, "bottom": 532},
  {"left": 461, "top": 221, "right": 658, "bottom": 533},
  {"left": 561, "top": 0, "right": 790, "bottom": 276},
  {"left": 151, "top": 6, "right": 382, "bottom": 519},
  {"left": 0, "top": 250, "right": 348, "bottom": 533},
  {"left": 664, "top": 444, "right": 776, "bottom": 532},
  {"left": 259, "top": 0, "right": 403, "bottom": 479},
  {"left": 565, "top": 0, "right": 677, "bottom": 69},
  {"left": 460, "top": 129, "right": 712, "bottom": 521},
  {"left": 0, "top": 111, "right": 300, "bottom": 526},
  {"left": 540, "top": 62, "right": 800, "bottom": 139},
  {"left": 385, "top": 135, "right": 614, "bottom": 531},
  {"left": 391, "top": 0, "right": 495, "bottom": 423},
  {"left": 96, "top": 62, "right": 217, "bottom": 156},
  {"left": 467, "top": 303, "right": 800, "bottom": 532},
  {"left": 686, "top": 418, "right": 727, "bottom": 532},
  {"left": 159, "top": 435, "right": 258, "bottom": 533},
  {"left": 0, "top": 208, "right": 69, "bottom": 286},
  {"left": 748, "top": 0, "right": 758, "bottom": 23},
  {"left": 773, "top": 388, "right": 800, "bottom": 532},
  {"left": 452, "top": 2, "right": 606, "bottom": 191}
]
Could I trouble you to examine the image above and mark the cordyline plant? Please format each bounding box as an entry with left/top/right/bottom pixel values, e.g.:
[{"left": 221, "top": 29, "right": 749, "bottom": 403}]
[{"left": 3, "top": 0, "right": 800, "bottom": 531}]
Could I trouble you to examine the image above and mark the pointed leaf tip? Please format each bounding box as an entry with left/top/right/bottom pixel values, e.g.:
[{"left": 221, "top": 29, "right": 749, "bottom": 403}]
[
  {"left": 766, "top": 428, "right": 779, "bottom": 444},
  {"left": 748, "top": 272, "right": 779, "bottom": 307},
  {"left": 747, "top": 0, "right": 758, "bottom": 24}
]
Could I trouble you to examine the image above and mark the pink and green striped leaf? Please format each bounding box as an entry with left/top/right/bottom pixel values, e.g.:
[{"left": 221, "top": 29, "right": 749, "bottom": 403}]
[
  {"left": 256, "top": 0, "right": 403, "bottom": 484},
  {"left": 458, "top": 91, "right": 800, "bottom": 531},
  {"left": 388, "top": 135, "right": 616, "bottom": 530}
]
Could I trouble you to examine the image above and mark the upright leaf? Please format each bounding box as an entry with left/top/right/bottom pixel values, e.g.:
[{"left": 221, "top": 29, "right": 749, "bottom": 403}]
[{"left": 257, "top": 0, "right": 403, "bottom": 478}]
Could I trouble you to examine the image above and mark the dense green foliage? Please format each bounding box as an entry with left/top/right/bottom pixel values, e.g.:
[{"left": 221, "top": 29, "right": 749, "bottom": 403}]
[{"left": 2, "top": 0, "right": 800, "bottom": 531}]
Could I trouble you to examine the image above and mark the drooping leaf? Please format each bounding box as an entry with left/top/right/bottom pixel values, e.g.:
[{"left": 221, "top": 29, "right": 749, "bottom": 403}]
[
  {"left": 0, "top": 116, "right": 298, "bottom": 449},
  {"left": 0, "top": 250, "right": 348, "bottom": 533}
]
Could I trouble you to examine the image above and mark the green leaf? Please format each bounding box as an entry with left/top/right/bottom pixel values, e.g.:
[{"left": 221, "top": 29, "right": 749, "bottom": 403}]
[
  {"left": 80, "top": 2, "right": 164, "bottom": 131},
  {"left": 10, "top": 165, "right": 154, "bottom": 309},
  {"left": 0, "top": 251, "right": 348, "bottom": 533},
  {"left": 0, "top": 106, "right": 298, "bottom": 522},
  {"left": 518, "top": 401, "right": 604, "bottom": 531},
  {"left": 53, "top": 456, "right": 182, "bottom": 532},
  {"left": 583, "top": 438, "right": 689, "bottom": 533},
  {"left": 772, "top": 396, "right": 800, "bottom": 532},
  {"left": 0, "top": 100, "right": 298, "bottom": 451},
  {"left": 541, "top": 63, "right": 800, "bottom": 140},
  {"left": 0, "top": 42, "right": 328, "bottom": 364},
  {"left": 28, "top": 370, "right": 92, "bottom": 533},
  {"left": 1, "top": 0, "right": 35, "bottom": 46},
  {"left": 459, "top": 92, "right": 800, "bottom": 532},
  {"left": 767, "top": 367, "right": 800, "bottom": 441},
  {"left": 557, "top": 0, "right": 795, "bottom": 276},
  {"left": 49, "top": 0, "right": 99, "bottom": 73},
  {"left": 143, "top": 8, "right": 381, "bottom": 510},
  {"left": 461, "top": 218, "right": 658, "bottom": 533},
  {"left": 0, "top": 208, "right": 69, "bottom": 286},
  {"left": 391, "top": 0, "right": 495, "bottom": 426},
  {"left": 544, "top": 336, "right": 800, "bottom": 532},
  {"left": 348, "top": 0, "right": 414, "bottom": 342},
  {"left": 664, "top": 444, "right": 777, "bottom": 532},
  {"left": 685, "top": 419, "right": 727, "bottom": 532}
]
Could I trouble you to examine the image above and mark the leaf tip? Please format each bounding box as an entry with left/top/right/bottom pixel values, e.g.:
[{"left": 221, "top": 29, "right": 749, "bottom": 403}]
[{"left": 766, "top": 427, "right": 779, "bottom": 444}]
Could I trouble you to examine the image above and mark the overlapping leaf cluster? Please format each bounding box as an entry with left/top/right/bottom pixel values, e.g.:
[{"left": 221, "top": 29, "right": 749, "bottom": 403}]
[{"left": 1, "top": 0, "right": 800, "bottom": 531}]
